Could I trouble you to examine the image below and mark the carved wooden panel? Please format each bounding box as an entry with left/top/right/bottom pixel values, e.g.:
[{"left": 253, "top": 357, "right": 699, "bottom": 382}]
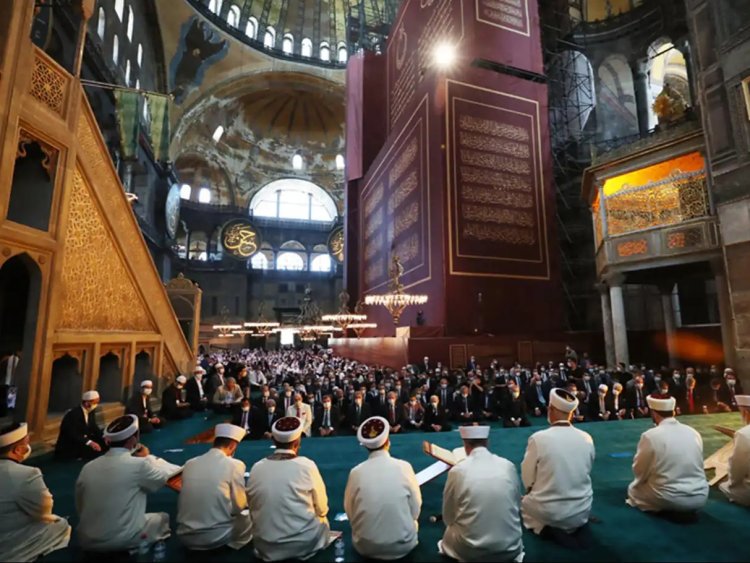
[
  {"left": 58, "top": 167, "right": 154, "bottom": 331},
  {"left": 28, "top": 53, "right": 67, "bottom": 116}
]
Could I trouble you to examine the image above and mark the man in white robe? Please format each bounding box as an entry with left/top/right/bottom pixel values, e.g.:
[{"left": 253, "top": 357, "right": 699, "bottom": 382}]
[
  {"left": 177, "top": 423, "right": 252, "bottom": 550},
  {"left": 344, "top": 416, "right": 421, "bottom": 559},
  {"left": 720, "top": 394, "right": 750, "bottom": 506},
  {"left": 246, "top": 416, "right": 332, "bottom": 561},
  {"left": 0, "top": 422, "right": 70, "bottom": 562},
  {"left": 76, "top": 415, "right": 172, "bottom": 552},
  {"left": 627, "top": 393, "right": 708, "bottom": 513},
  {"left": 521, "top": 389, "right": 595, "bottom": 540},
  {"left": 439, "top": 425, "right": 524, "bottom": 562}
]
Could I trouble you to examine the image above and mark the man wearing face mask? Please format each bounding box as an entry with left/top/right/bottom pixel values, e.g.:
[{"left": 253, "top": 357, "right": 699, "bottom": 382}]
[
  {"left": 346, "top": 391, "right": 372, "bottom": 434},
  {"left": 280, "top": 386, "right": 295, "bottom": 413},
  {"left": 424, "top": 395, "right": 451, "bottom": 432},
  {"left": 611, "top": 382, "right": 627, "bottom": 420},
  {"left": 668, "top": 370, "right": 685, "bottom": 398},
  {"left": 525, "top": 374, "right": 549, "bottom": 417},
  {"left": 76, "top": 415, "right": 172, "bottom": 553},
  {"left": 564, "top": 383, "right": 586, "bottom": 423},
  {"left": 721, "top": 369, "right": 745, "bottom": 411},
  {"left": 186, "top": 366, "right": 208, "bottom": 411},
  {"left": 626, "top": 375, "right": 650, "bottom": 419},
  {"left": 55, "top": 390, "right": 107, "bottom": 460},
  {"left": 0, "top": 422, "right": 71, "bottom": 562},
  {"left": 254, "top": 384, "right": 272, "bottom": 409},
  {"left": 314, "top": 395, "right": 340, "bottom": 437},
  {"left": 503, "top": 382, "right": 531, "bottom": 428},
  {"left": 286, "top": 392, "right": 313, "bottom": 437},
  {"left": 126, "top": 380, "right": 163, "bottom": 433},
  {"left": 231, "top": 399, "right": 256, "bottom": 439},
  {"left": 452, "top": 385, "right": 478, "bottom": 424},
  {"left": 177, "top": 423, "right": 252, "bottom": 551},
  {"left": 521, "top": 389, "right": 595, "bottom": 546},
  {"left": 378, "top": 390, "right": 404, "bottom": 434},
  {"left": 258, "top": 399, "right": 281, "bottom": 439},
  {"left": 162, "top": 375, "right": 193, "bottom": 420},
  {"left": 589, "top": 384, "right": 613, "bottom": 422}
]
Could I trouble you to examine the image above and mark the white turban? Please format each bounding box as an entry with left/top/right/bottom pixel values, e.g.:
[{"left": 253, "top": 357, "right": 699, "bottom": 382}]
[
  {"left": 215, "top": 423, "right": 246, "bottom": 443},
  {"left": 549, "top": 388, "right": 578, "bottom": 413},
  {"left": 140, "top": 379, "right": 153, "bottom": 388},
  {"left": 0, "top": 423, "right": 28, "bottom": 448},
  {"left": 82, "top": 390, "right": 99, "bottom": 402},
  {"left": 357, "top": 417, "right": 389, "bottom": 449},
  {"left": 104, "top": 415, "right": 139, "bottom": 442},
  {"left": 272, "top": 417, "right": 303, "bottom": 443},
  {"left": 459, "top": 425, "right": 490, "bottom": 439},
  {"left": 176, "top": 375, "right": 187, "bottom": 384},
  {"left": 647, "top": 394, "right": 676, "bottom": 411}
]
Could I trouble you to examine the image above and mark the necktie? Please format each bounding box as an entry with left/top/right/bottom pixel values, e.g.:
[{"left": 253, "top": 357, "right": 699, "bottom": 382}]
[
  {"left": 688, "top": 389, "right": 694, "bottom": 412},
  {"left": 464, "top": 398, "right": 468, "bottom": 414},
  {"left": 324, "top": 410, "right": 329, "bottom": 427},
  {"left": 390, "top": 406, "right": 395, "bottom": 424},
  {"left": 637, "top": 389, "right": 642, "bottom": 407},
  {"left": 297, "top": 406, "right": 301, "bottom": 417},
  {"left": 242, "top": 412, "right": 248, "bottom": 429},
  {"left": 357, "top": 405, "right": 360, "bottom": 420},
  {"left": 442, "top": 390, "right": 447, "bottom": 403}
]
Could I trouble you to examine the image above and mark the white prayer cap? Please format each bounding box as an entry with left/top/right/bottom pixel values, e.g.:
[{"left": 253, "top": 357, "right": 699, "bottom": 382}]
[
  {"left": 140, "top": 379, "right": 153, "bottom": 388},
  {"left": 82, "top": 390, "right": 99, "bottom": 402},
  {"left": 549, "top": 388, "right": 579, "bottom": 413},
  {"left": 459, "top": 425, "right": 490, "bottom": 440},
  {"left": 215, "top": 423, "right": 246, "bottom": 443},
  {"left": 176, "top": 375, "right": 187, "bottom": 384},
  {"left": 104, "top": 414, "right": 139, "bottom": 442},
  {"left": 736, "top": 395, "right": 750, "bottom": 408},
  {"left": 194, "top": 365, "right": 206, "bottom": 374},
  {"left": 647, "top": 393, "right": 676, "bottom": 412},
  {"left": 272, "top": 416, "right": 303, "bottom": 443},
  {"left": 215, "top": 362, "right": 224, "bottom": 369},
  {"left": 357, "top": 416, "right": 389, "bottom": 449},
  {"left": 0, "top": 422, "right": 28, "bottom": 448},
  {"left": 598, "top": 384, "right": 608, "bottom": 393}
]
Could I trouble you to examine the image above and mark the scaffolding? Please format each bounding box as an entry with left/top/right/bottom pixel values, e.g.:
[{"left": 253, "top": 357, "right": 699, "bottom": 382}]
[{"left": 346, "top": 0, "right": 400, "bottom": 53}]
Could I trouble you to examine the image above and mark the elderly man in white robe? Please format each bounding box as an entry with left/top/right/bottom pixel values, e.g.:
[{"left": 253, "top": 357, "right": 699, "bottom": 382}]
[
  {"left": 439, "top": 425, "right": 524, "bottom": 562},
  {"left": 0, "top": 422, "right": 71, "bottom": 562},
  {"left": 627, "top": 393, "right": 709, "bottom": 515},
  {"left": 246, "top": 416, "right": 333, "bottom": 561},
  {"left": 720, "top": 395, "right": 750, "bottom": 506},
  {"left": 177, "top": 423, "right": 252, "bottom": 550},
  {"left": 521, "top": 389, "right": 595, "bottom": 547},
  {"left": 345, "top": 416, "right": 421, "bottom": 560},
  {"left": 76, "top": 415, "right": 173, "bottom": 553}
]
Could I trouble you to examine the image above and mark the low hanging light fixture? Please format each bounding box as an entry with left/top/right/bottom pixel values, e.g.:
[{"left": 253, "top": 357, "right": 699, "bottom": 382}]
[{"left": 364, "top": 254, "right": 428, "bottom": 325}]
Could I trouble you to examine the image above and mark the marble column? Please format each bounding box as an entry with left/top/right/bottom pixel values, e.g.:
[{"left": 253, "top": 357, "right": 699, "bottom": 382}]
[
  {"left": 630, "top": 57, "right": 651, "bottom": 137},
  {"left": 674, "top": 38, "right": 696, "bottom": 109},
  {"left": 597, "top": 282, "right": 616, "bottom": 368},
  {"left": 607, "top": 273, "right": 630, "bottom": 366},
  {"left": 658, "top": 282, "right": 677, "bottom": 367},
  {"left": 712, "top": 259, "right": 736, "bottom": 367}
]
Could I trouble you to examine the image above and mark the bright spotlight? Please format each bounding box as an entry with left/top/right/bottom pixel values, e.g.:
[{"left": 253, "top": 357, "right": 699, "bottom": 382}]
[{"left": 433, "top": 43, "right": 456, "bottom": 69}]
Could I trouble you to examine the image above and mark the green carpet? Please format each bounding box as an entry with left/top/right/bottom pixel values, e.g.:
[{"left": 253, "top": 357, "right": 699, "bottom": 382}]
[{"left": 38, "top": 413, "right": 750, "bottom": 562}]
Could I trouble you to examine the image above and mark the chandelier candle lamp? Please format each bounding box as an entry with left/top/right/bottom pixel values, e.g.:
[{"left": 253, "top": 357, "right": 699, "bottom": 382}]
[{"left": 364, "top": 255, "right": 428, "bottom": 325}]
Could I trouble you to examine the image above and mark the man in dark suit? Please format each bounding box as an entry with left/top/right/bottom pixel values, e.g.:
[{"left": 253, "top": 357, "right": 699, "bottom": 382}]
[
  {"left": 313, "top": 395, "right": 340, "bottom": 437},
  {"left": 466, "top": 355, "right": 479, "bottom": 372},
  {"left": 346, "top": 391, "right": 371, "bottom": 433},
  {"left": 705, "top": 377, "right": 732, "bottom": 413},
  {"left": 381, "top": 391, "right": 404, "bottom": 434},
  {"left": 525, "top": 375, "right": 549, "bottom": 417},
  {"left": 626, "top": 375, "right": 650, "bottom": 418},
  {"left": 588, "top": 384, "right": 614, "bottom": 422},
  {"left": 435, "top": 377, "right": 454, "bottom": 413},
  {"left": 231, "top": 398, "right": 257, "bottom": 440},
  {"left": 667, "top": 370, "right": 685, "bottom": 399},
  {"left": 418, "top": 356, "right": 431, "bottom": 374},
  {"left": 253, "top": 384, "right": 272, "bottom": 409},
  {"left": 257, "top": 399, "right": 281, "bottom": 439},
  {"left": 370, "top": 385, "right": 389, "bottom": 412},
  {"left": 722, "top": 369, "right": 745, "bottom": 411},
  {"left": 478, "top": 382, "right": 500, "bottom": 421},
  {"left": 424, "top": 395, "right": 451, "bottom": 432},
  {"left": 54, "top": 390, "right": 107, "bottom": 460},
  {"left": 677, "top": 376, "right": 702, "bottom": 416},
  {"left": 402, "top": 394, "right": 425, "bottom": 431},
  {"left": 125, "top": 380, "right": 162, "bottom": 434},
  {"left": 161, "top": 375, "right": 193, "bottom": 420},
  {"left": 452, "top": 385, "right": 477, "bottom": 424},
  {"left": 185, "top": 367, "right": 208, "bottom": 411},
  {"left": 502, "top": 382, "right": 530, "bottom": 427}
]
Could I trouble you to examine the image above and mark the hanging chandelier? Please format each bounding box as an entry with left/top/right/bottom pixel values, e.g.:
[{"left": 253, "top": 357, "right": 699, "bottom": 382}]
[
  {"left": 364, "top": 254, "right": 428, "bottom": 325},
  {"left": 348, "top": 322, "right": 378, "bottom": 338}
]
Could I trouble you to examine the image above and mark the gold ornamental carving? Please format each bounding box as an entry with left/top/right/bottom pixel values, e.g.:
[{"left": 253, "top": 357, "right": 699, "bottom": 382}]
[
  {"left": 59, "top": 168, "right": 154, "bottom": 331},
  {"left": 327, "top": 227, "right": 345, "bottom": 263},
  {"left": 221, "top": 219, "right": 260, "bottom": 259},
  {"left": 29, "top": 53, "right": 67, "bottom": 116},
  {"left": 165, "top": 272, "right": 198, "bottom": 290}
]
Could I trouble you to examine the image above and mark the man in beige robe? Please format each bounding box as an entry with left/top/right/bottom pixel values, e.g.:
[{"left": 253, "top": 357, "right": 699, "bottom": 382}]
[
  {"left": 246, "top": 416, "right": 332, "bottom": 561},
  {"left": 720, "top": 395, "right": 750, "bottom": 506},
  {"left": 177, "top": 423, "right": 252, "bottom": 550},
  {"left": 76, "top": 415, "right": 172, "bottom": 552},
  {"left": 0, "top": 422, "right": 70, "bottom": 562}
]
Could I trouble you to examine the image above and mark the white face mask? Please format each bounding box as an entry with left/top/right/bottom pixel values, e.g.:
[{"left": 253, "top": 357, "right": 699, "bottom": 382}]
[
  {"left": 354, "top": 399, "right": 362, "bottom": 406},
  {"left": 241, "top": 406, "right": 250, "bottom": 412},
  {"left": 142, "top": 388, "right": 152, "bottom": 396},
  {"left": 267, "top": 407, "right": 275, "bottom": 414},
  {"left": 388, "top": 399, "right": 396, "bottom": 405},
  {"left": 20, "top": 444, "right": 32, "bottom": 462}
]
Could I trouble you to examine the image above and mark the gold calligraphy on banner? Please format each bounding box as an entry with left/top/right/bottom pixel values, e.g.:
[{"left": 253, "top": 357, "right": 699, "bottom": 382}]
[
  {"left": 327, "top": 227, "right": 345, "bottom": 263},
  {"left": 222, "top": 220, "right": 260, "bottom": 259},
  {"left": 460, "top": 166, "right": 532, "bottom": 192},
  {"left": 389, "top": 138, "right": 418, "bottom": 185},
  {"left": 463, "top": 222, "right": 535, "bottom": 244},
  {"left": 463, "top": 204, "right": 534, "bottom": 227},
  {"left": 461, "top": 184, "right": 533, "bottom": 208},
  {"left": 458, "top": 115, "right": 530, "bottom": 142}
]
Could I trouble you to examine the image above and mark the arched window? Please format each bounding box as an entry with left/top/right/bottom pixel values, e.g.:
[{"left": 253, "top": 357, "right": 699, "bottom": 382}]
[
  {"left": 115, "top": 0, "right": 124, "bottom": 21},
  {"left": 199, "top": 187, "right": 212, "bottom": 203},
  {"left": 227, "top": 4, "right": 240, "bottom": 27},
  {"left": 137, "top": 43, "right": 143, "bottom": 66},
  {"left": 189, "top": 232, "right": 208, "bottom": 261},
  {"left": 335, "top": 154, "right": 345, "bottom": 170},
  {"left": 264, "top": 26, "right": 275, "bottom": 49},
  {"left": 209, "top": 226, "right": 223, "bottom": 260},
  {"left": 125, "top": 60, "right": 131, "bottom": 85},
  {"left": 127, "top": 5, "right": 134, "bottom": 41},
  {"left": 97, "top": 7, "right": 106, "bottom": 39},
  {"left": 208, "top": 0, "right": 223, "bottom": 15},
  {"left": 180, "top": 184, "right": 192, "bottom": 199},
  {"left": 292, "top": 153, "right": 303, "bottom": 170},
  {"left": 310, "top": 254, "right": 332, "bottom": 272},
  {"left": 282, "top": 34, "right": 294, "bottom": 54},
  {"left": 338, "top": 43, "right": 348, "bottom": 63},
  {"left": 647, "top": 39, "right": 690, "bottom": 129},
  {"left": 301, "top": 38, "right": 312, "bottom": 57},
  {"left": 277, "top": 252, "right": 304, "bottom": 271},
  {"left": 112, "top": 35, "right": 119, "bottom": 64},
  {"left": 246, "top": 17, "right": 258, "bottom": 39},
  {"left": 249, "top": 179, "right": 338, "bottom": 222},
  {"left": 251, "top": 252, "right": 269, "bottom": 269},
  {"left": 319, "top": 41, "right": 330, "bottom": 61}
]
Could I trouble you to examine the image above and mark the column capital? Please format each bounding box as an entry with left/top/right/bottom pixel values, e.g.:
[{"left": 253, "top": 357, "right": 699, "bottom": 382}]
[{"left": 603, "top": 272, "right": 626, "bottom": 287}]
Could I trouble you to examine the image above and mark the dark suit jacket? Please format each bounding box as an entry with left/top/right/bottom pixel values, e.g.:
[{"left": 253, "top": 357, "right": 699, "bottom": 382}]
[
  {"left": 257, "top": 408, "right": 281, "bottom": 436},
  {"left": 677, "top": 387, "right": 702, "bottom": 415},
  {"left": 380, "top": 402, "right": 405, "bottom": 427},
  {"left": 161, "top": 385, "right": 187, "bottom": 419},
  {"left": 626, "top": 386, "right": 648, "bottom": 413},
  {"left": 185, "top": 378, "right": 206, "bottom": 409},
  {"left": 451, "top": 395, "right": 477, "bottom": 420},
  {"left": 346, "top": 403, "right": 372, "bottom": 430},
  {"left": 313, "top": 405, "right": 340, "bottom": 431},
  {"left": 231, "top": 408, "right": 259, "bottom": 438},
  {"left": 502, "top": 396, "right": 529, "bottom": 425},
  {"left": 434, "top": 386, "right": 454, "bottom": 411},
  {"left": 525, "top": 384, "right": 550, "bottom": 411},
  {"left": 55, "top": 406, "right": 104, "bottom": 459},
  {"left": 424, "top": 404, "right": 449, "bottom": 428},
  {"left": 587, "top": 395, "right": 615, "bottom": 421},
  {"left": 125, "top": 394, "right": 156, "bottom": 422}
]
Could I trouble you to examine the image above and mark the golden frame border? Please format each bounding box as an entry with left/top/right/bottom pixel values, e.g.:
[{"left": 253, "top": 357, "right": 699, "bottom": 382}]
[{"left": 474, "top": 0, "right": 531, "bottom": 37}]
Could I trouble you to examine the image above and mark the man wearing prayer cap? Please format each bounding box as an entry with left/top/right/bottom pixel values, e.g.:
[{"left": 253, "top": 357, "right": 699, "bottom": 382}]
[
  {"left": 161, "top": 375, "right": 193, "bottom": 420},
  {"left": 344, "top": 417, "right": 421, "bottom": 560},
  {"left": 126, "top": 380, "right": 162, "bottom": 433},
  {"left": 54, "top": 390, "right": 107, "bottom": 460},
  {"left": 720, "top": 395, "right": 750, "bottom": 506},
  {"left": 521, "top": 389, "right": 595, "bottom": 545},
  {"left": 0, "top": 422, "right": 71, "bottom": 561},
  {"left": 246, "top": 416, "right": 332, "bottom": 561},
  {"left": 627, "top": 393, "right": 708, "bottom": 514},
  {"left": 186, "top": 366, "right": 208, "bottom": 411},
  {"left": 439, "top": 425, "right": 524, "bottom": 562},
  {"left": 177, "top": 423, "right": 253, "bottom": 550},
  {"left": 76, "top": 415, "right": 172, "bottom": 553}
]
